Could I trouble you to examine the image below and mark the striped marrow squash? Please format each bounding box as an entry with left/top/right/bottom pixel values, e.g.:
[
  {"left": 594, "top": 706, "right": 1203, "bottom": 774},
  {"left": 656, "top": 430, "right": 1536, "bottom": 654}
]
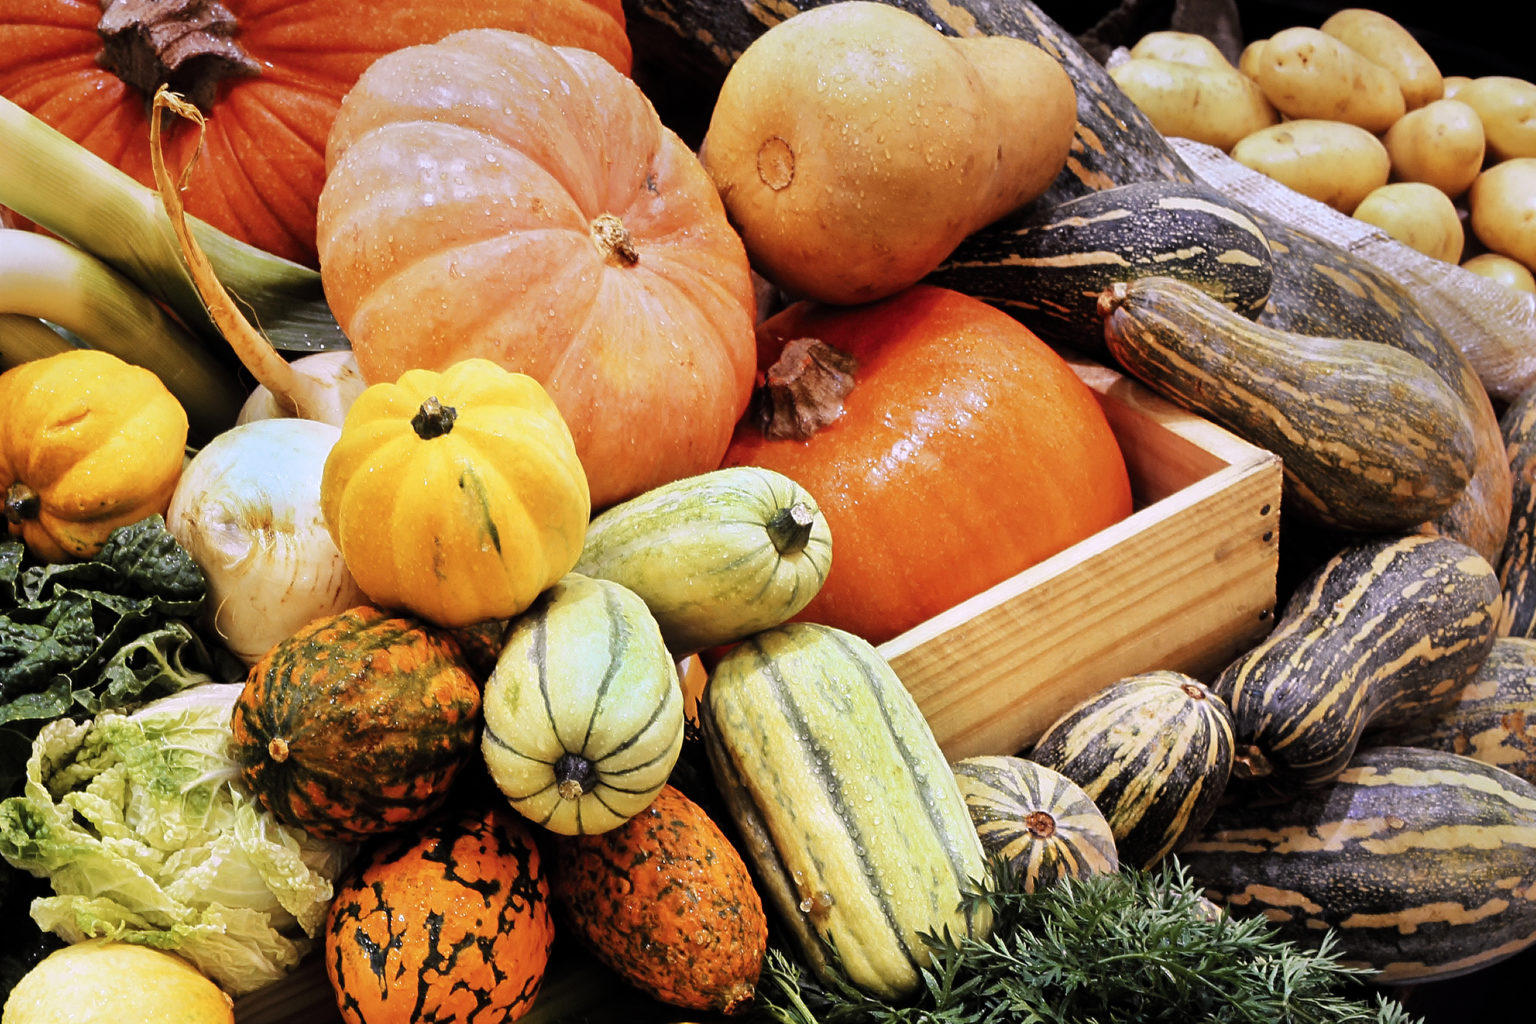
[
  {"left": 1497, "top": 383, "right": 1536, "bottom": 636},
  {"left": 951, "top": 754, "right": 1119, "bottom": 891},
  {"left": 573, "top": 466, "right": 832, "bottom": 657},
  {"left": 1370, "top": 636, "right": 1536, "bottom": 785},
  {"left": 481, "top": 573, "right": 686, "bottom": 836},
  {"left": 1213, "top": 534, "right": 1502, "bottom": 788},
  {"left": 929, "top": 180, "right": 1273, "bottom": 355},
  {"left": 1254, "top": 214, "right": 1512, "bottom": 565},
  {"left": 1182, "top": 745, "right": 1536, "bottom": 984},
  {"left": 698, "top": 622, "right": 991, "bottom": 1001},
  {"left": 1027, "top": 670, "right": 1236, "bottom": 870},
  {"left": 1099, "top": 275, "right": 1477, "bottom": 535}
]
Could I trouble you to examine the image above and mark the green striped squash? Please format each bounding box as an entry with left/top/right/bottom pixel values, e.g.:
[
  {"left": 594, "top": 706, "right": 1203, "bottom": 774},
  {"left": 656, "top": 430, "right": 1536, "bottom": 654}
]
[
  {"left": 1214, "top": 534, "right": 1502, "bottom": 788},
  {"left": 481, "top": 573, "right": 685, "bottom": 836},
  {"left": 1027, "top": 670, "right": 1235, "bottom": 871},
  {"left": 950, "top": 754, "right": 1119, "bottom": 891},
  {"left": 1099, "top": 275, "right": 1477, "bottom": 534},
  {"left": 1498, "top": 384, "right": 1536, "bottom": 636},
  {"left": 1182, "top": 745, "right": 1536, "bottom": 983},
  {"left": 573, "top": 465, "right": 832, "bottom": 657},
  {"left": 699, "top": 622, "right": 991, "bottom": 1001},
  {"left": 928, "top": 180, "right": 1273, "bottom": 356},
  {"left": 1370, "top": 636, "right": 1536, "bottom": 785}
]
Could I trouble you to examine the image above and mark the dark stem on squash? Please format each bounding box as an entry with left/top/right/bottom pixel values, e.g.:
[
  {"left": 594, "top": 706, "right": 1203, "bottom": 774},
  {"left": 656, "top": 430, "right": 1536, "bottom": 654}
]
[
  {"left": 765, "top": 502, "right": 817, "bottom": 556},
  {"left": 3, "top": 482, "right": 39, "bottom": 525},
  {"left": 411, "top": 396, "right": 457, "bottom": 439},
  {"left": 97, "top": 0, "right": 262, "bottom": 113},
  {"left": 590, "top": 213, "right": 639, "bottom": 267},
  {"left": 749, "top": 337, "right": 858, "bottom": 442},
  {"left": 1232, "top": 743, "right": 1274, "bottom": 780},
  {"left": 553, "top": 752, "right": 598, "bottom": 801}
]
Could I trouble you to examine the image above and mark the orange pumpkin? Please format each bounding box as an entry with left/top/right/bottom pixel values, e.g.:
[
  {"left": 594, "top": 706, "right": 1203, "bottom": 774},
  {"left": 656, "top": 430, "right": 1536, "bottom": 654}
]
[
  {"left": 721, "top": 284, "right": 1134, "bottom": 646},
  {"left": 315, "top": 28, "right": 758, "bottom": 510},
  {"left": 0, "top": 0, "right": 630, "bottom": 267}
]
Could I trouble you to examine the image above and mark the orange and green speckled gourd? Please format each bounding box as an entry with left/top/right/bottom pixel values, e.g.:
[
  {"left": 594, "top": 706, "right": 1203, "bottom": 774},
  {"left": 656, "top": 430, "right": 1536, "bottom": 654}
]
[{"left": 550, "top": 784, "right": 768, "bottom": 1015}]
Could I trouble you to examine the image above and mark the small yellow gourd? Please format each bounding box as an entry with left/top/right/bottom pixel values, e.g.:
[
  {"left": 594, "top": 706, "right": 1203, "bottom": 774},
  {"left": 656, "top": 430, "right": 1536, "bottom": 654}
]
[
  {"left": 320, "top": 357, "right": 591, "bottom": 627},
  {"left": 0, "top": 349, "right": 188, "bottom": 562}
]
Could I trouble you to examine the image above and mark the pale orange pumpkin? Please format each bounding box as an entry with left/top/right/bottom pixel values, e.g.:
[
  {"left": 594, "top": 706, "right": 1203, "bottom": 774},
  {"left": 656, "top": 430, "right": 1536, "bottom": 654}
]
[
  {"left": 0, "top": 0, "right": 631, "bottom": 267},
  {"left": 316, "top": 29, "right": 759, "bottom": 509}
]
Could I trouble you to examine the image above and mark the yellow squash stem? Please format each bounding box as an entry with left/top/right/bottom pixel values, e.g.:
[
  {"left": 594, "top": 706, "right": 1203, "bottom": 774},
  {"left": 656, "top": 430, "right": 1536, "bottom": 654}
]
[
  {"left": 0, "top": 228, "right": 245, "bottom": 440},
  {"left": 149, "top": 87, "right": 330, "bottom": 419}
]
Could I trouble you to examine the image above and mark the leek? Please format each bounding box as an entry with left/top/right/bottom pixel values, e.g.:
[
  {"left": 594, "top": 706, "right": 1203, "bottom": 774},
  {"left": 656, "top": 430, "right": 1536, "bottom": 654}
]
[
  {"left": 0, "top": 94, "right": 347, "bottom": 354},
  {"left": 0, "top": 315, "right": 76, "bottom": 372},
  {"left": 0, "top": 228, "right": 246, "bottom": 441}
]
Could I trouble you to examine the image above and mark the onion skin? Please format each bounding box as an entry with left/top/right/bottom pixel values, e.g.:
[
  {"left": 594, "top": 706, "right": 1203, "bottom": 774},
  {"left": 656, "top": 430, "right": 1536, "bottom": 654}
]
[{"left": 167, "top": 418, "right": 366, "bottom": 665}]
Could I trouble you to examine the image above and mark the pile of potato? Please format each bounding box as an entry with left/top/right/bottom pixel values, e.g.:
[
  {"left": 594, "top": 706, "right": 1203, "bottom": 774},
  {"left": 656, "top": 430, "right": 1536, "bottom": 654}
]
[{"left": 1107, "top": 9, "right": 1536, "bottom": 294}]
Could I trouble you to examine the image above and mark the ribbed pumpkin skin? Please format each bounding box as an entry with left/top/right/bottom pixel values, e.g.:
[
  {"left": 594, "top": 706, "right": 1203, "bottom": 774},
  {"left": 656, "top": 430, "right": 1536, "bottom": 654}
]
[
  {"left": 550, "top": 784, "right": 768, "bottom": 1014},
  {"left": 573, "top": 465, "right": 833, "bottom": 657},
  {"left": 1213, "top": 534, "right": 1502, "bottom": 788},
  {"left": 1182, "top": 745, "right": 1536, "bottom": 984},
  {"left": 1371, "top": 636, "right": 1536, "bottom": 784},
  {"left": 1028, "top": 670, "right": 1235, "bottom": 870},
  {"left": 230, "top": 605, "right": 482, "bottom": 842},
  {"left": 481, "top": 574, "right": 684, "bottom": 836},
  {"left": 325, "top": 803, "right": 555, "bottom": 1024},
  {"left": 951, "top": 755, "right": 1119, "bottom": 891},
  {"left": 700, "top": 622, "right": 991, "bottom": 1002}
]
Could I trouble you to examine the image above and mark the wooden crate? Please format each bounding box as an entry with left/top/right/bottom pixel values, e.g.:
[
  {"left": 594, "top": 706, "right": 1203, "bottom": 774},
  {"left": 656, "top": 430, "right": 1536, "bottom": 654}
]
[{"left": 878, "top": 357, "right": 1283, "bottom": 761}]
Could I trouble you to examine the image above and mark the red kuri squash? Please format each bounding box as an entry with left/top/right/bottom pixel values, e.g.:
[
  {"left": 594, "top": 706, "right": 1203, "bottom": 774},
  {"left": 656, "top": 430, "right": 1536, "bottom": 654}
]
[
  {"left": 721, "top": 284, "right": 1133, "bottom": 646},
  {"left": 0, "top": 0, "right": 631, "bottom": 267},
  {"left": 315, "top": 28, "right": 758, "bottom": 510}
]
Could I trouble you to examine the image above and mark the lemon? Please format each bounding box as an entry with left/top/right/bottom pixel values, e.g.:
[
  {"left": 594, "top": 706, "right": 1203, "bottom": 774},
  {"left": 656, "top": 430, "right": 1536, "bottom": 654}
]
[{"left": 2, "top": 939, "right": 234, "bottom": 1024}]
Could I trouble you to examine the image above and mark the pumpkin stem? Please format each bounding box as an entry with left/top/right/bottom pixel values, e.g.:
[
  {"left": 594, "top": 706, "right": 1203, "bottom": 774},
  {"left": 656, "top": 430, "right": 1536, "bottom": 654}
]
[
  {"left": 553, "top": 753, "right": 598, "bottom": 801},
  {"left": 3, "top": 482, "right": 40, "bottom": 525},
  {"left": 411, "top": 396, "right": 458, "bottom": 439},
  {"left": 97, "top": 0, "right": 262, "bottom": 113},
  {"left": 590, "top": 213, "right": 639, "bottom": 267},
  {"left": 749, "top": 337, "right": 858, "bottom": 441},
  {"left": 1023, "top": 810, "right": 1058, "bottom": 839},
  {"left": 1232, "top": 743, "right": 1274, "bottom": 780},
  {"left": 765, "top": 502, "right": 817, "bottom": 556}
]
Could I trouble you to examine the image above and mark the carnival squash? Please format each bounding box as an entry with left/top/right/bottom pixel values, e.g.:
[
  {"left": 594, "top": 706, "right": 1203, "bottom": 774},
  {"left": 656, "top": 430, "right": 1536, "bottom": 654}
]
[
  {"left": 720, "top": 284, "right": 1132, "bottom": 646},
  {"left": 0, "top": 0, "right": 630, "bottom": 266},
  {"left": 320, "top": 358, "right": 590, "bottom": 629},
  {"left": 0, "top": 348, "right": 187, "bottom": 562},
  {"left": 316, "top": 28, "right": 758, "bottom": 509}
]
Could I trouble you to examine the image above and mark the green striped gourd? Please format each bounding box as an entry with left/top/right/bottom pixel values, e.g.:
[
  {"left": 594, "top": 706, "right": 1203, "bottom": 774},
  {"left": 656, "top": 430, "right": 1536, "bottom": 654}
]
[
  {"left": 1497, "top": 383, "right": 1536, "bottom": 635},
  {"left": 699, "top": 622, "right": 991, "bottom": 1001},
  {"left": 1099, "top": 275, "right": 1477, "bottom": 534},
  {"left": 573, "top": 465, "right": 832, "bottom": 657},
  {"left": 928, "top": 180, "right": 1273, "bottom": 355},
  {"left": 1027, "top": 670, "right": 1235, "bottom": 870},
  {"left": 1370, "top": 636, "right": 1536, "bottom": 785},
  {"left": 481, "top": 573, "right": 685, "bottom": 836},
  {"left": 1214, "top": 534, "right": 1502, "bottom": 788},
  {"left": 950, "top": 754, "right": 1119, "bottom": 891},
  {"left": 1181, "top": 745, "right": 1536, "bottom": 983}
]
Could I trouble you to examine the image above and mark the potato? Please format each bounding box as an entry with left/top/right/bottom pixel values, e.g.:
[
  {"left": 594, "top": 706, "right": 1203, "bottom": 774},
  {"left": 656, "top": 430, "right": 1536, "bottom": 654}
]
[
  {"left": 1238, "top": 38, "right": 1267, "bottom": 79},
  {"left": 1468, "top": 158, "right": 1536, "bottom": 271},
  {"left": 1352, "top": 182, "right": 1464, "bottom": 263},
  {"left": 1231, "top": 119, "right": 1391, "bottom": 214},
  {"left": 1383, "top": 98, "right": 1486, "bottom": 197},
  {"left": 1455, "top": 76, "right": 1536, "bottom": 161},
  {"left": 1462, "top": 252, "right": 1536, "bottom": 294},
  {"left": 1109, "top": 57, "right": 1279, "bottom": 151},
  {"left": 1443, "top": 75, "right": 1472, "bottom": 99},
  {"left": 1129, "top": 30, "right": 1235, "bottom": 71},
  {"left": 1320, "top": 8, "right": 1443, "bottom": 110},
  {"left": 1253, "top": 26, "right": 1405, "bottom": 132}
]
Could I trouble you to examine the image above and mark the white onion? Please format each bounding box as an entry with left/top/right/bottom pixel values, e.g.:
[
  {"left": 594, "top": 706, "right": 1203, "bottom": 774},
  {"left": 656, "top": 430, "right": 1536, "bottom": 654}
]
[
  {"left": 235, "top": 350, "right": 369, "bottom": 427},
  {"left": 167, "top": 417, "right": 366, "bottom": 666}
]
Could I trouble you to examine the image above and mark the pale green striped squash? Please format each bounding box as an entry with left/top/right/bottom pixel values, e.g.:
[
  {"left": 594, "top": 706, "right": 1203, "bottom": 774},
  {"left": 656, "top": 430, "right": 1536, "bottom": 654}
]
[
  {"left": 699, "top": 622, "right": 990, "bottom": 1001},
  {"left": 573, "top": 465, "right": 832, "bottom": 657},
  {"left": 1214, "top": 534, "right": 1502, "bottom": 788},
  {"left": 1028, "top": 669, "right": 1235, "bottom": 870},
  {"left": 1182, "top": 745, "right": 1536, "bottom": 983},
  {"left": 951, "top": 754, "right": 1119, "bottom": 891},
  {"left": 480, "top": 573, "right": 685, "bottom": 836}
]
